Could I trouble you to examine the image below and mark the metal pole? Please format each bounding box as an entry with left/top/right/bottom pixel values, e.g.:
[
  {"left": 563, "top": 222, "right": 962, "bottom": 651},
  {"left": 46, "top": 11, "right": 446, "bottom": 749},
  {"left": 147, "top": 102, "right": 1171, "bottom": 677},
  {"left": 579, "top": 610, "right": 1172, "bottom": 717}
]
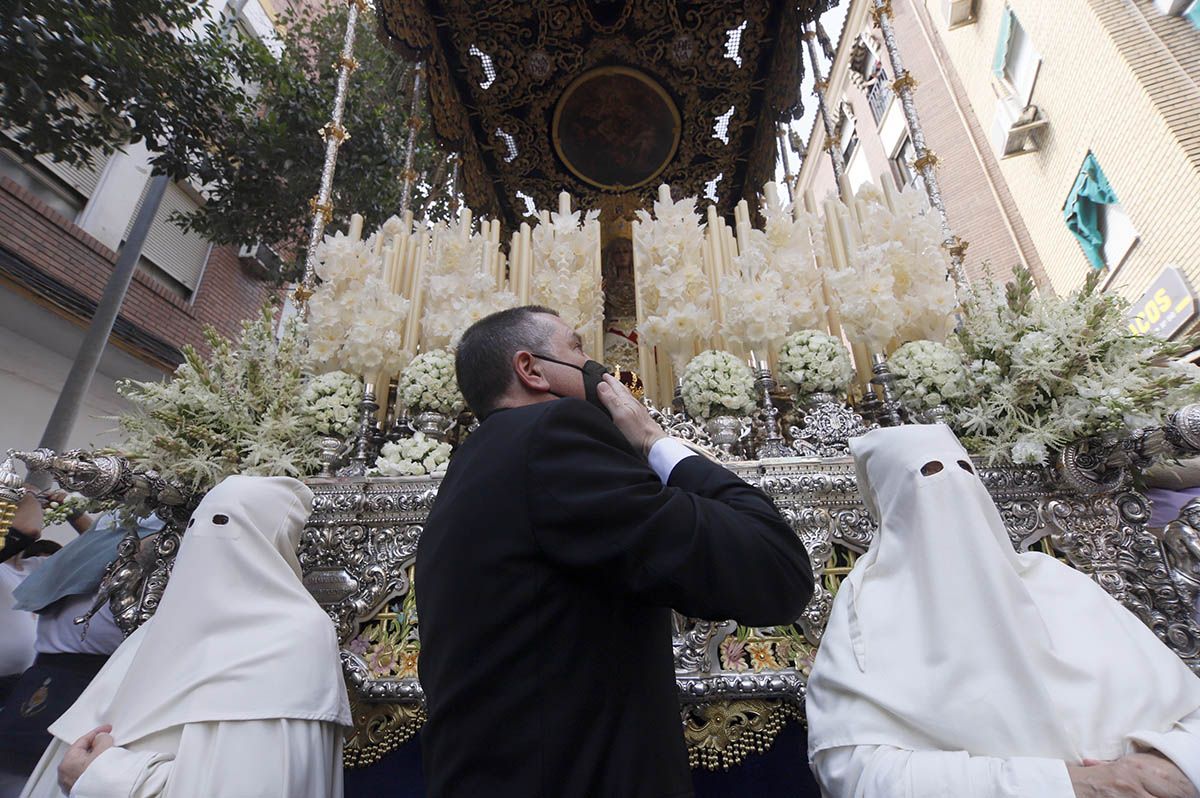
[
  {"left": 775, "top": 123, "right": 796, "bottom": 204},
  {"left": 33, "top": 173, "right": 171, "bottom": 483},
  {"left": 294, "top": 0, "right": 364, "bottom": 305},
  {"left": 802, "top": 27, "right": 847, "bottom": 191},
  {"left": 399, "top": 64, "right": 424, "bottom": 210},
  {"left": 870, "top": 0, "right": 969, "bottom": 293}
]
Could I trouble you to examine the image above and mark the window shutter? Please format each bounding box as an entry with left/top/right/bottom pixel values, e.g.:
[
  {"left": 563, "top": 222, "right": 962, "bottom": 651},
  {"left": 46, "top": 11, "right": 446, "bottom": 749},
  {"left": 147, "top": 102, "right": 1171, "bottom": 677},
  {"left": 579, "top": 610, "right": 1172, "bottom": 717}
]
[
  {"left": 33, "top": 152, "right": 107, "bottom": 198},
  {"left": 125, "top": 179, "right": 210, "bottom": 292},
  {"left": 991, "top": 7, "right": 1014, "bottom": 80}
]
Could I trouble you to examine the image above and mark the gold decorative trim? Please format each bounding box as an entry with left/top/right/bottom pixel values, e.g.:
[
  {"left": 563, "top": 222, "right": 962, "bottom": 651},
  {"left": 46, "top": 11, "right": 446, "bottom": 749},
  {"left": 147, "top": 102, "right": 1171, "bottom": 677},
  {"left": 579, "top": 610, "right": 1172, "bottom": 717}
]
[
  {"left": 892, "top": 71, "right": 917, "bottom": 93},
  {"left": 343, "top": 700, "right": 427, "bottom": 769},
  {"left": 334, "top": 56, "right": 360, "bottom": 73},
  {"left": 309, "top": 197, "right": 334, "bottom": 223},
  {"left": 913, "top": 151, "right": 939, "bottom": 171},
  {"left": 292, "top": 283, "right": 315, "bottom": 304},
  {"left": 320, "top": 122, "right": 351, "bottom": 144},
  {"left": 870, "top": 0, "right": 894, "bottom": 24},
  {"left": 944, "top": 235, "right": 969, "bottom": 260},
  {"left": 684, "top": 699, "right": 801, "bottom": 771},
  {"left": 347, "top": 0, "right": 368, "bottom": 12}
]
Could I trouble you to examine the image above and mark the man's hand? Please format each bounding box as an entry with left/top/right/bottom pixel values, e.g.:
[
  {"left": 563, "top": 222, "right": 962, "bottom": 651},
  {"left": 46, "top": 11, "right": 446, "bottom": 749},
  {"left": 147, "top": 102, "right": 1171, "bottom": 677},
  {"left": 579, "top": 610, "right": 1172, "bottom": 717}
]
[
  {"left": 597, "top": 374, "right": 666, "bottom": 458},
  {"left": 12, "top": 484, "right": 44, "bottom": 537},
  {"left": 1069, "top": 753, "right": 1198, "bottom": 798},
  {"left": 58, "top": 725, "right": 114, "bottom": 794}
]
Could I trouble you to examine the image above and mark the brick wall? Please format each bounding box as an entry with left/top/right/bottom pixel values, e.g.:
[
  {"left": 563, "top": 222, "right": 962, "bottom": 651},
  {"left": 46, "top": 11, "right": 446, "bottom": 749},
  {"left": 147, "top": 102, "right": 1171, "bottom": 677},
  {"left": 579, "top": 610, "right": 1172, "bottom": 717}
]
[{"left": 0, "top": 176, "right": 276, "bottom": 369}]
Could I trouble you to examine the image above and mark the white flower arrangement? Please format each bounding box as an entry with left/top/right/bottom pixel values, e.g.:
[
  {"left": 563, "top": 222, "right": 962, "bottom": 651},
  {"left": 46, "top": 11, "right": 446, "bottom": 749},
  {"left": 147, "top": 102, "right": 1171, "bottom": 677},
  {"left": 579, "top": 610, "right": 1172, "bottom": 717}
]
[
  {"left": 422, "top": 216, "right": 518, "bottom": 349},
  {"left": 370, "top": 433, "right": 452, "bottom": 477},
  {"left": 888, "top": 340, "right": 969, "bottom": 412},
  {"left": 115, "top": 306, "right": 335, "bottom": 498},
  {"left": 680, "top": 350, "right": 758, "bottom": 420},
  {"left": 777, "top": 330, "right": 855, "bottom": 395},
  {"left": 398, "top": 349, "right": 463, "bottom": 416},
  {"left": 825, "top": 185, "right": 958, "bottom": 351},
  {"left": 307, "top": 222, "right": 411, "bottom": 377},
  {"left": 744, "top": 184, "right": 827, "bottom": 339},
  {"left": 299, "top": 371, "right": 361, "bottom": 438},
  {"left": 950, "top": 266, "right": 1199, "bottom": 465},
  {"left": 531, "top": 206, "right": 603, "bottom": 345},
  {"left": 634, "top": 188, "right": 714, "bottom": 370}
]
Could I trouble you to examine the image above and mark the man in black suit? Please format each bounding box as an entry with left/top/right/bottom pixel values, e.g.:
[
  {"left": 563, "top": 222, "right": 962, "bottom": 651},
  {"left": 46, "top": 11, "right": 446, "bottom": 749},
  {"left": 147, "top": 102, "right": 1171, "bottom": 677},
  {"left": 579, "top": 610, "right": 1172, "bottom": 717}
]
[{"left": 416, "top": 306, "right": 814, "bottom": 798}]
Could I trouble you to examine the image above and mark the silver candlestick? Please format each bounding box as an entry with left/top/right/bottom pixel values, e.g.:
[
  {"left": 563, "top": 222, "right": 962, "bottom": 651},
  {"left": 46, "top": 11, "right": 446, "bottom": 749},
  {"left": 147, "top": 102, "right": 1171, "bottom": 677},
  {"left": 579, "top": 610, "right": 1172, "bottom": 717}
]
[{"left": 750, "top": 354, "right": 793, "bottom": 459}]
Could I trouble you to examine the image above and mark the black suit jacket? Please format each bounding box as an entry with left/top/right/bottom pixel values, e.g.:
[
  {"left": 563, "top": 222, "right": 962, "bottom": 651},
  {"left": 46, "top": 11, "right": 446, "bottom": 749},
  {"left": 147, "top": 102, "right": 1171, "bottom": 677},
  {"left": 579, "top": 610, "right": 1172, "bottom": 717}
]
[{"left": 416, "top": 399, "right": 814, "bottom": 798}]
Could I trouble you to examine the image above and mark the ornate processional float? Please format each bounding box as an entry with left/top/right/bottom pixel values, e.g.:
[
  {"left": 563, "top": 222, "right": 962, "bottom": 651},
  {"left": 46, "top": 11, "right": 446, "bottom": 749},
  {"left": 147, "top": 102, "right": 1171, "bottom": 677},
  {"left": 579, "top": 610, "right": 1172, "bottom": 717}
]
[{"left": 4, "top": 0, "right": 1200, "bottom": 774}]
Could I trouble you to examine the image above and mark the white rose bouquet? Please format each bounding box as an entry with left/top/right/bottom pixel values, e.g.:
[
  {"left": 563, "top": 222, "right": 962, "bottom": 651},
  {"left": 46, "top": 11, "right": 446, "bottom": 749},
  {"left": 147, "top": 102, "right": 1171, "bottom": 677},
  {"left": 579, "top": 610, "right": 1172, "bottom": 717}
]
[
  {"left": 888, "top": 340, "right": 969, "bottom": 411},
  {"left": 777, "top": 330, "right": 854, "bottom": 396},
  {"left": 398, "top": 349, "right": 463, "bottom": 416},
  {"left": 680, "top": 350, "right": 758, "bottom": 420},
  {"left": 299, "top": 371, "right": 361, "bottom": 438},
  {"left": 370, "top": 433, "right": 452, "bottom": 477}
]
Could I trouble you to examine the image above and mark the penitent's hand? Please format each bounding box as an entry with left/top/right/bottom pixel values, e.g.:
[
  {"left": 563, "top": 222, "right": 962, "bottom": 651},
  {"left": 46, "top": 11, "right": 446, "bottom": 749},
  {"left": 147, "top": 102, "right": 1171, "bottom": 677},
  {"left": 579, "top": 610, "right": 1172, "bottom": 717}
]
[
  {"left": 1068, "top": 753, "right": 1198, "bottom": 798},
  {"left": 59, "top": 725, "right": 114, "bottom": 794},
  {"left": 597, "top": 374, "right": 666, "bottom": 458}
]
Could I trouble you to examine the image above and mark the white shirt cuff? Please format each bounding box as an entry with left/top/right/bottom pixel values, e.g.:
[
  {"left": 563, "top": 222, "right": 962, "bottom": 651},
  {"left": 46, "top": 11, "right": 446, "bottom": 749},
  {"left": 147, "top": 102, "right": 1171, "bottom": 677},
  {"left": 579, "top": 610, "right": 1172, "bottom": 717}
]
[
  {"left": 71, "top": 746, "right": 171, "bottom": 798},
  {"left": 1128, "top": 727, "right": 1200, "bottom": 792},
  {"left": 647, "top": 437, "right": 697, "bottom": 484}
]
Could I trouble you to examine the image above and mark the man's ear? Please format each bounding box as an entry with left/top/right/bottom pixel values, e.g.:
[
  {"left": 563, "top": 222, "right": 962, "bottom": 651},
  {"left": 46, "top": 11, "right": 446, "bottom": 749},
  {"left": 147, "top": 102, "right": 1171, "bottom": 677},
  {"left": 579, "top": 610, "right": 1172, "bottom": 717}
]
[{"left": 513, "top": 351, "right": 550, "bottom": 393}]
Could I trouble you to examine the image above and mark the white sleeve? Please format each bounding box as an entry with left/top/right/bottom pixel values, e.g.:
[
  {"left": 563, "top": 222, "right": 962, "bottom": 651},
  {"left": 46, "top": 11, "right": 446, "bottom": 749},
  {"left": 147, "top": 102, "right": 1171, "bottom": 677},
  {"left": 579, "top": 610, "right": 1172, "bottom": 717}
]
[
  {"left": 647, "top": 437, "right": 697, "bottom": 484},
  {"left": 813, "top": 745, "right": 1075, "bottom": 798},
  {"left": 1128, "top": 707, "right": 1200, "bottom": 791},
  {"left": 71, "top": 719, "right": 342, "bottom": 798},
  {"left": 69, "top": 747, "right": 172, "bottom": 798}
]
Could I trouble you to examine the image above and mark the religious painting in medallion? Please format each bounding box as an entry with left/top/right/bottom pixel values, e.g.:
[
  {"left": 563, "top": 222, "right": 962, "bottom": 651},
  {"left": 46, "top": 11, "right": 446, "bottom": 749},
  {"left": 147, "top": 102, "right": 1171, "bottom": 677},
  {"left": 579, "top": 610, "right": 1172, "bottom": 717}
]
[{"left": 553, "top": 67, "right": 681, "bottom": 191}]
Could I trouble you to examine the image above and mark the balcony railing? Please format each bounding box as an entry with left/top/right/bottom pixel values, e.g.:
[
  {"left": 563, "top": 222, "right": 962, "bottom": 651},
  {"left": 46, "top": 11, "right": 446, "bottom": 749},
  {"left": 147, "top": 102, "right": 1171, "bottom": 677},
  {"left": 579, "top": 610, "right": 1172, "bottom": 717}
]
[{"left": 867, "top": 76, "right": 893, "bottom": 124}]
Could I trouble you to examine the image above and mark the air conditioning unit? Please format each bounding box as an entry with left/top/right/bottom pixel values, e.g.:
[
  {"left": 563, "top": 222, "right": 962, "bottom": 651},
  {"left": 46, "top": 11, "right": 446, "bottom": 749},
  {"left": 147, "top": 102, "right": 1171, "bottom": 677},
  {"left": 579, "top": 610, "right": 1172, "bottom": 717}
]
[
  {"left": 941, "top": 0, "right": 977, "bottom": 28},
  {"left": 237, "top": 241, "right": 283, "bottom": 280},
  {"left": 990, "top": 95, "right": 1047, "bottom": 159}
]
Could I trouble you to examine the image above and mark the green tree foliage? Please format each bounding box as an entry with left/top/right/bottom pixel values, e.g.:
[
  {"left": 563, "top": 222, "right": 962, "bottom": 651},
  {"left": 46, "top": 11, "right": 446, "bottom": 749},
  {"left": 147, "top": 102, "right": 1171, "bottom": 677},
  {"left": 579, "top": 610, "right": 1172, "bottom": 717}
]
[
  {"left": 0, "top": 0, "right": 264, "bottom": 178},
  {"left": 179, "top": 3, "right": 458, "bottom": 275}
]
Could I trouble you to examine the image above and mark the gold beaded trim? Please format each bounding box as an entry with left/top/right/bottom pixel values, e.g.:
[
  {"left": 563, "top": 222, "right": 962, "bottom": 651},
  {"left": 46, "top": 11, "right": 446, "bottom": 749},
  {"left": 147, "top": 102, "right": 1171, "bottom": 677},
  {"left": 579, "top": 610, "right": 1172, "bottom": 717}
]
[
  {"left": 684, "top": 699, "right": 802, "bottom": 771},
  {"left": 342, "top": 701, "right": 427, "bottom": 769}
]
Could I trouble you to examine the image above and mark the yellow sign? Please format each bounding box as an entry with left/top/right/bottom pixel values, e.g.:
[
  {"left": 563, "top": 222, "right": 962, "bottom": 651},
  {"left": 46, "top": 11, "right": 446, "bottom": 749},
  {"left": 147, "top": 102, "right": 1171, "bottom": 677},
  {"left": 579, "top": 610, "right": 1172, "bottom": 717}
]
[{"left": 1126, "top": 266, "right": 1196, "bottom": 339}]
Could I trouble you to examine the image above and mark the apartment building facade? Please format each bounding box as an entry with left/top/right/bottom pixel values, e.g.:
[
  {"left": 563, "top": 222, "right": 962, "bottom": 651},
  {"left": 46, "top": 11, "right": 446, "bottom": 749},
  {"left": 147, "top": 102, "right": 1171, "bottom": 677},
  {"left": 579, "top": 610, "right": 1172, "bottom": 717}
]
[
  {"left": 798, "top": 0, "right": 1200, "bottom": 342},
  {"left": 0, "top": 0, "right": 284, "bottom": 454}
]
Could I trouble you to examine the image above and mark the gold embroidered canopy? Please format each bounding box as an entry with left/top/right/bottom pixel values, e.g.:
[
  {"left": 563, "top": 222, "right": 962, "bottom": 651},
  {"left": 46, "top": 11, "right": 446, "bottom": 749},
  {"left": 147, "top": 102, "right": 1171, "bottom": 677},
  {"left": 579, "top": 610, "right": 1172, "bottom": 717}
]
[{"left": 375, "top": 0, "right": 833, "bottom": 226}]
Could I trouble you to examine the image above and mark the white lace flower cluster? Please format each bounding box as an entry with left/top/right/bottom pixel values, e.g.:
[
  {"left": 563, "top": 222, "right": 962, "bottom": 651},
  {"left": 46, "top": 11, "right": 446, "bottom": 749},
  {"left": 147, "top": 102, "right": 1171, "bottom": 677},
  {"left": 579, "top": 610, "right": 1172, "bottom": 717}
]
[
  {"left": 423, "top": 216, "right": 518, "bottom": 349},
  {"left": 634, "top": 190, "right": 714, "bottom": 369},
  {"left": 307, "top": 223, "right": 411, "bottom": 377},
  {"left": 888, "top": 340, "right": 969, "bottom": 411},
  {"left": 777, "top": 330, "right": 854, "bottom": 395},
  {"left": 298, "top": 371, "right": 361, "bottom": 438},
  {"left": 398, "top": 349, "right": 463, "bottom": 415},
  {"left": 531, "top": 207, "right": 603, "bottom": 344},
  {"left": 950, "top": 267, "right": 1200, "bottom": 465},
  {"left": 826, "top": 185, "right": 958, "bottom": 350},
  {"left": 370, "top": 433, "right": 452, "bottom": 477},
  {"left": 680, "top": 350, "right": 758, "bottom": 420}
]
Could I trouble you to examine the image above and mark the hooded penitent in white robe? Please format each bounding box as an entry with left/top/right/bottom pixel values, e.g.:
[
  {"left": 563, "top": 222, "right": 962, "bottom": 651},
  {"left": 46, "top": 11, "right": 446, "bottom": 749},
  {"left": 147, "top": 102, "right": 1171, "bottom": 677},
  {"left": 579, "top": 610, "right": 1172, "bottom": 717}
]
[
  {"left": 19, "top": 475, "right": 352, "bottom": 798},
  {"left": 807, "top": 425, "right": 1200, "bottom": 798}
]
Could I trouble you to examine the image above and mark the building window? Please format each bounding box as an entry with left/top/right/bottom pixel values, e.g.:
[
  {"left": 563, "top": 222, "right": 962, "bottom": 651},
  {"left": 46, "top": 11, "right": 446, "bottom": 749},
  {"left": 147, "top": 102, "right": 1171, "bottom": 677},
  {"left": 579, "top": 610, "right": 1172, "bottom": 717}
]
[
  {"left": 837, "top": 115, "right": 859, "bottom": 165},
  {"left": 1186, "top": 1, "right": 1200, "bottom": 28},
  {"left": 866, "top": 63, "right": 893, "bottom": 124},
  {"left": 123, "top": 179, "right": 211, "bottom": 298},
  {"left": 1063, "top": 153, "right": 1137, "bottom": 271},
  {"left": 890, "top": 135, "right": 918, "bottom": 188},
  {"left": 992, "top": 6, "right": 1041, "bottom": 105},
  {"left": 0, "top": 140, "right": 107, "bottom": 221}
]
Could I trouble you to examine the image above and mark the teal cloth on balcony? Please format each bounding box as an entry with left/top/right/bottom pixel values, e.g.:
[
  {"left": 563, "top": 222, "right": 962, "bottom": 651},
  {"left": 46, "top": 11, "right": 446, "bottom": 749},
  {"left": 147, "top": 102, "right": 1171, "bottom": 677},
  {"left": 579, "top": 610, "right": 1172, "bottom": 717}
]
[
  {"left": 1186, "top": 1, "right": 1200, "bottom": 29},
  {"left": 992, "top": 7, "right": 1014, "bottom": 80},
  {"left": 1063, "top": 153, "right": 1118, "bottom": 270}
]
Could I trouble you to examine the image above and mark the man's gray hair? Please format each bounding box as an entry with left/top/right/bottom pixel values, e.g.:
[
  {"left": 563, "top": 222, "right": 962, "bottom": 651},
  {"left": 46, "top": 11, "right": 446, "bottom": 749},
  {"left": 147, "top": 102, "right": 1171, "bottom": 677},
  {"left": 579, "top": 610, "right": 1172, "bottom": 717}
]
[{"left": 455, "top": 305, "right": 559, "bottom": 418}]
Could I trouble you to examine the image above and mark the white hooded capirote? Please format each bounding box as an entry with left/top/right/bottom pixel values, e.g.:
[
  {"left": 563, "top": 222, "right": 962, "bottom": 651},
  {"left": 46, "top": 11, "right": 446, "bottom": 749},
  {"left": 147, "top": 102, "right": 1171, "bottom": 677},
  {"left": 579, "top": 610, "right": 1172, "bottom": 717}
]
[
  {"left": 806, "top": 425, "right": 1200, "bottom": 795},
  {"left": 20, "top": 475, "right": 352, "bottom": 798}
]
